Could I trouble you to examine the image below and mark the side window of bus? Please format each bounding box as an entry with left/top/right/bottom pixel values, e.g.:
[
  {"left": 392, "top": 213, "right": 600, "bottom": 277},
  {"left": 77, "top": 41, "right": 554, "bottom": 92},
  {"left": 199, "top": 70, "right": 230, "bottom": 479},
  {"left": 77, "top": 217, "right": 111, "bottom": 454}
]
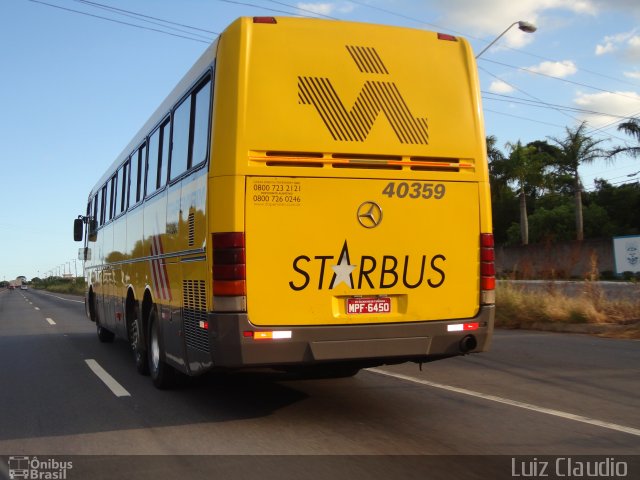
[
  {"left": 100, "top": 185, "right": 107, "bottom": 226},
  {"left": 129, "top": 153, "right": 139, "bottom": 205},
  {"left": 192, "top": 79, "right": 211, "bottom": 168},
  {"left": 110, "top": 174, "right": 118, "bottom": 221},
  {"left": 169, "top": 76, "right": 212, "bottom": 181},
  {"left": 159, "top": 119, "right": 170, "bottom": 189},
  {"left": 139, "top": 144, "right": 147, "bottom": 199},
  {"left": 118, "top": 162, "right": 128, "bottom": 214},
  {"left": 130, "top": 144, "right": 145, "bottom": 205},
  {"left": 170, "top": 97, "right": 190, "bottom": 181},
  {"left": 147, "top": 128, "right": 161, "bottom": 196},
  {"left": 93, "top": 194, "right": 99, "bottom": 227},
  {"left": 105, "top": 178, "right": 113, "bottom": 223}
]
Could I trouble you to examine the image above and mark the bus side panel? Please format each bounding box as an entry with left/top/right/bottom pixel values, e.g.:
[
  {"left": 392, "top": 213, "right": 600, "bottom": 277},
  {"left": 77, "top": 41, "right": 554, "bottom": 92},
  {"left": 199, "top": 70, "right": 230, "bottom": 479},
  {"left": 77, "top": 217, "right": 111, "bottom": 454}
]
[{"left": 112, "top": 216, "right": 128, "bottom": 338}]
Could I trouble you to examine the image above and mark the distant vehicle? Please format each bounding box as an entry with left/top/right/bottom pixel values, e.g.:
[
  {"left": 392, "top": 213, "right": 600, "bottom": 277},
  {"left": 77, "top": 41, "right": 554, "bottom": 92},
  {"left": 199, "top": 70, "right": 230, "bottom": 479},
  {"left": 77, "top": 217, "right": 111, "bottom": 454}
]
[
  {"left": 8, "top": 285, "right": 15, "bottom": 290},
  {"left": 74, "top": 16, "right": 495, "bottom": 389},
  {"left": 20, "top": 285, "right": 28, "bottom": 290}
]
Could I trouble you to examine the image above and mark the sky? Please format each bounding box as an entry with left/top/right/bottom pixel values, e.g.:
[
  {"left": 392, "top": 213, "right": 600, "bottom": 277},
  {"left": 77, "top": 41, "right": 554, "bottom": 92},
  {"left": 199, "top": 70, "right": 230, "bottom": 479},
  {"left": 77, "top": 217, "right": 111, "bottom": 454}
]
[{"left": 1, "top": 0, "right": 639, "bottom": 281}]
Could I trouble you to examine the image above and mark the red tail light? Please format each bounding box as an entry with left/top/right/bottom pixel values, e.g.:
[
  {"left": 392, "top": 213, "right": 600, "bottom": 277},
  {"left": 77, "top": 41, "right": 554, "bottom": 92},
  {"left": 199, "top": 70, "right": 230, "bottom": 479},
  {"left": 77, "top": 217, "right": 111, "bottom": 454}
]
[
  {"left": 437, "top": 33, "right": 458, "bottom": 42},
  {"left": 213, "top": 232, "right": 246, "bottom": 297},
  {"left": 480, "top": 233, "right": 495, "bottom": 305}
]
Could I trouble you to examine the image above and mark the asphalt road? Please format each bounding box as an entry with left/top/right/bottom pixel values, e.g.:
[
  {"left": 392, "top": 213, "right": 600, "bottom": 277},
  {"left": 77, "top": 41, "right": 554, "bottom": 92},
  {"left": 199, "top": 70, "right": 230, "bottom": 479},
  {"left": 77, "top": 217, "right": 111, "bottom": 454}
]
[{"left": 0, "top": 288, "right": 638, "bottom": 479}]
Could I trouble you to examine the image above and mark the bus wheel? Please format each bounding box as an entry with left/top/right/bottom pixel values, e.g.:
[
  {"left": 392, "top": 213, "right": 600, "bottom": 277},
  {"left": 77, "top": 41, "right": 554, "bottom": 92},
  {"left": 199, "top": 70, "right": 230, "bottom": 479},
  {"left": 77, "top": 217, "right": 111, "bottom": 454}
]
[
  {"left": 93, "top": 294, "right": 114, "bottom": 343},
  {"left": 129, "top": 304, "right": 149, "bottom": 376},
  {"left": 147, "top": 306, "right": 176, "bottom": 389},
  {"left": 97, "top": 323, "right": 115, "bottom": 343}
]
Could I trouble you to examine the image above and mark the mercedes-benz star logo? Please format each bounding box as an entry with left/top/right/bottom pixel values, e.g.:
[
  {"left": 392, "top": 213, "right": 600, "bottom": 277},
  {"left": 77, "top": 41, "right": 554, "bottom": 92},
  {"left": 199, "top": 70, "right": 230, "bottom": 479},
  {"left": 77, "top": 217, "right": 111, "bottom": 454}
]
[{"left": 357, "top": 201, "right": 383, "bottom": 228}]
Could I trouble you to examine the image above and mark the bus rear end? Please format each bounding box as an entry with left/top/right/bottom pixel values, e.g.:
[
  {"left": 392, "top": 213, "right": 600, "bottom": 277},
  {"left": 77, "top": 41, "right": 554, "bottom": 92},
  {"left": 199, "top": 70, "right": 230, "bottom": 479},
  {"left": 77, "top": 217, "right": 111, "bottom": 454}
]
[{"left": 208, "top": 17, "right": 494, "bottom": 371}]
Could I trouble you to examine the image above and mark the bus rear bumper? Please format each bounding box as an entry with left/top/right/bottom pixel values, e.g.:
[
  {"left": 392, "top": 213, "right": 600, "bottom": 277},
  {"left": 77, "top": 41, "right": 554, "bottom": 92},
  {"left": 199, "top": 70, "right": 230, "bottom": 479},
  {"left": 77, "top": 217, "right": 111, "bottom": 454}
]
[{"left": 207, "top": 306, "right": 494, "bottom": 369}]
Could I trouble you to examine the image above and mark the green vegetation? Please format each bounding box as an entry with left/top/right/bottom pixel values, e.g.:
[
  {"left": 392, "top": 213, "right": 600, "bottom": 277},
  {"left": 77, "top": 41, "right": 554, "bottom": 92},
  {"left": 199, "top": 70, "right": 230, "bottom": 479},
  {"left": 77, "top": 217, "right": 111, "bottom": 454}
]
[
  {"left": 30, "top": 277, "right": 86, "bottom": 296},
  {"left": 489, "top": 117, "right": 640, "bottom": 246}
]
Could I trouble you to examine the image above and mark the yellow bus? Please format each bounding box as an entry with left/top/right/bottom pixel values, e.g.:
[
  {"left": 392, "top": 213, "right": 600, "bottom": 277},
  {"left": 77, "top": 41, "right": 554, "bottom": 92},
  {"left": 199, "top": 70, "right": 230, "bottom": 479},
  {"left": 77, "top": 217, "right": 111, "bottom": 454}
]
[{"left": 74, "top": 16, "right": 495, "bottom": 388}]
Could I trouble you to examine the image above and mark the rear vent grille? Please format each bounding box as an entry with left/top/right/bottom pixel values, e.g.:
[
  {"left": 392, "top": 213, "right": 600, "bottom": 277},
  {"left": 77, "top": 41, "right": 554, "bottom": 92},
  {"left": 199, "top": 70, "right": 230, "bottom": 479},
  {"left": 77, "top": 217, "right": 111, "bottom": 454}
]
[
  {"left": 188, "top": 212, "right": 195, "bottom": 247},
  {"left": 182, "top": 280, "right": 209, "bottom": 353},
  {"left": 263, "top": 151, "right": 323, "bottom": 168},
  {"left": 409, "top": 157, "right": 465, "bottom": 172},
  {"left": 331, "top": 153, "right": 403, "bottom": 170},
  {"left": 250, "top": 152, "right": 474, "bottom": 172}
]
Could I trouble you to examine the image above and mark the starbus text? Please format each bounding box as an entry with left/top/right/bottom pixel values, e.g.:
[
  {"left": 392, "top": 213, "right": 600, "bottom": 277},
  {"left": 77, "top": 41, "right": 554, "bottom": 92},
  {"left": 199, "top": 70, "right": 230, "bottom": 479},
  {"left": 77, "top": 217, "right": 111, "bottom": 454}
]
[{"left": 289, "top": 242, "right": 446, "bottom": 291}]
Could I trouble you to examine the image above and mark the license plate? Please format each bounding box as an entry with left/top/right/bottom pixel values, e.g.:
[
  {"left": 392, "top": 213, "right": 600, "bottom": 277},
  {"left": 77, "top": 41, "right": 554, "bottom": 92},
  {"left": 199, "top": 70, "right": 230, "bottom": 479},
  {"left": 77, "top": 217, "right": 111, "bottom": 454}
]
[{"left": 346, "top": 297, "right": 391, "bottom": 314}]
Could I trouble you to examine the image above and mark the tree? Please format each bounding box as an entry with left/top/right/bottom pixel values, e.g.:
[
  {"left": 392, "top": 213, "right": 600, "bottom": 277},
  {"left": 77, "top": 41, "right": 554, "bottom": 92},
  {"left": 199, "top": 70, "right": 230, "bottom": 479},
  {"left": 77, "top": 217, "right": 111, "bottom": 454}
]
[
  {"left": 486, "top": 135, "right": 505, "bottom": 165},
  {"left": 609, "top": 117, "right": 640, "bottom": 159},
  {"left": 491, "top": 140, "right": 545, "bottom": 245},
  {"left": 487, "top": 136, "right": 519, "bottom": 244},
  {"left": 548, "top": 122, "right": 608, "bottom": 241},
  {"left": 589, "top": 179, "right": 640, "bottom": 235}
]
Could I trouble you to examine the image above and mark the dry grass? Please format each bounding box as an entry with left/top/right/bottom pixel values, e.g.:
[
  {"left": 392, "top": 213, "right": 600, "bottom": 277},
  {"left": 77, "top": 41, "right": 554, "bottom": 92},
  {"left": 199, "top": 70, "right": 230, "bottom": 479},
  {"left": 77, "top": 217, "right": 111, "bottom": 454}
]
[{"left": 495, "top": 281, "right": 640, "bottom": 339}]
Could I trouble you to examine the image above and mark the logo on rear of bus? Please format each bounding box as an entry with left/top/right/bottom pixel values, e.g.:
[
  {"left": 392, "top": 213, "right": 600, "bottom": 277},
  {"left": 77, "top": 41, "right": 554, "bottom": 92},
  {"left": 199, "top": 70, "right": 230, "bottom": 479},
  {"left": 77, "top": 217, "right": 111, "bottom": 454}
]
[
  {"left": 288, "top": 240, "right": 446, "bottom": 291},
  {"left": 298, "top": 46, "right": 429, "bottom": 144}
]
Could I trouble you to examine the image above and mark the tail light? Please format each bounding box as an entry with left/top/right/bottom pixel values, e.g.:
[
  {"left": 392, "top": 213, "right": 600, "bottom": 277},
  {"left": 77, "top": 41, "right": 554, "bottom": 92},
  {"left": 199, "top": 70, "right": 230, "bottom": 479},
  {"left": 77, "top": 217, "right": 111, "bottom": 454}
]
[
  {"left": 437, "top": 33, "right": 458, "bottom": 42},
  {"left": 480, "top": 233, "right": 495, "bottom": 305},
  {"left": 213, "top": 232, "right": 246, "bottom": 312},
  {"left": 253, "top": 17, "right": 277, "bottom": 24}
]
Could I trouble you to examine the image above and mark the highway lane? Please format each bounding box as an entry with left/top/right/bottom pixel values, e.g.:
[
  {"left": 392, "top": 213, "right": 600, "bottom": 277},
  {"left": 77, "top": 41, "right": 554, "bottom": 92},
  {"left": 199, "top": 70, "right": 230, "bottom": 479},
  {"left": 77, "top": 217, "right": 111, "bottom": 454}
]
[{"left": 0, "top": 288, "right": 638, "bottom": 476}]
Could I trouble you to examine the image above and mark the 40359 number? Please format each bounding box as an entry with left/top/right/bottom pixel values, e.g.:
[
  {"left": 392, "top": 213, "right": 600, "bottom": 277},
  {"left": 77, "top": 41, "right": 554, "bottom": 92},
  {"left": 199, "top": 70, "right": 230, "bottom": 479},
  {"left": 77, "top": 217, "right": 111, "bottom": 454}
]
[{"left": 382, "top": 182, "right": 446, "bottom": 200}]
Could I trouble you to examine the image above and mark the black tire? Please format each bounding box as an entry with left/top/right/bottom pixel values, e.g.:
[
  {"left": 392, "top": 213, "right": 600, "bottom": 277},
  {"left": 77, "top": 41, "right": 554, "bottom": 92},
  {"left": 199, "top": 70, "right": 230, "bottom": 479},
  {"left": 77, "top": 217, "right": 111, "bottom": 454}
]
[
  {"left": 129, "top": 302, "right": 149, "bottom": 375},
  {"left": 97, "top": 323, "right": 115, "bottom": 343},
  {"left": 147, "top": 306, "right": 176, "bottom": 389},
  {"left": 93, "top": 293, "right": 114, "bottom": 343}
]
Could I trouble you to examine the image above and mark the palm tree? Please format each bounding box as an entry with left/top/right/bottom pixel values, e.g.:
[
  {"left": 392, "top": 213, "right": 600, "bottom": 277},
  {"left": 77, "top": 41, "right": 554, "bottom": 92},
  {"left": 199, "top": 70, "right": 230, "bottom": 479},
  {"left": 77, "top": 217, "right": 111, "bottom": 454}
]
[
  {"left": 491, "top": 140, "right": 543, "bottom": 245},
  {"left": 548, "top": 121, "right": 607, "bottom": 241},
  {"left": 609, "top": 117, "right": 640, "bottom": 159},
  {"left": 486, "top": 135, "right": 505, "bottom": 164}
]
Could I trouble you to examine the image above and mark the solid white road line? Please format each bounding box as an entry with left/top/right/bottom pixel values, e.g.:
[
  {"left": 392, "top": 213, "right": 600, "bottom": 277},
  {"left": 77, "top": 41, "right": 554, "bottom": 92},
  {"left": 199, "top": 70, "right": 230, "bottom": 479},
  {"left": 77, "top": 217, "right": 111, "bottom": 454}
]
[
  {"left": 37, "top": 291, "right": 84, "bottom": 304},
  {"left": 46, "top": 318, "right": 56, "bottom": 325},
  {"left": 367, "top": 368, "right": 640, "bottom": 437},
  {"left": 85, "top": 359, "right": 131, "bottom": 398}
]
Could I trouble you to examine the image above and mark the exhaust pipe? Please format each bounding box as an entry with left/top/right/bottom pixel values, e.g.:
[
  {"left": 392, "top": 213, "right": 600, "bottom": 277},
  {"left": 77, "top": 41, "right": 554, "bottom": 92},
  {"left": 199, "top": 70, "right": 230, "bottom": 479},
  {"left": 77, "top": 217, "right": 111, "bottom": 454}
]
[{"left": 459, "top": 335, "right": 477, "bottom": 353}]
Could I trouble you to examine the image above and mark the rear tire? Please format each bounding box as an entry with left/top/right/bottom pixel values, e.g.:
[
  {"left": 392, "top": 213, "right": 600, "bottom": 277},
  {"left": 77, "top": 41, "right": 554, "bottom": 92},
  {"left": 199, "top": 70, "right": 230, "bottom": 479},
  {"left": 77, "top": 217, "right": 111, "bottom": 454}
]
[
  {"left": 148, "top": 306, "right": 176, "bottom": 389},
  {"left": 129, "top": 302, "right": 149, "bottom": 375}
]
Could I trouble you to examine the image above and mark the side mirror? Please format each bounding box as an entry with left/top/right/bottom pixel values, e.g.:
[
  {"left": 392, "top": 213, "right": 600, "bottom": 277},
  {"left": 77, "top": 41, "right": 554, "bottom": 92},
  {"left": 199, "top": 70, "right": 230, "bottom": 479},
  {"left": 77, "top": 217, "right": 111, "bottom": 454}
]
[{"left": 74, "top": 218, "right": 84, "bottom": 242}]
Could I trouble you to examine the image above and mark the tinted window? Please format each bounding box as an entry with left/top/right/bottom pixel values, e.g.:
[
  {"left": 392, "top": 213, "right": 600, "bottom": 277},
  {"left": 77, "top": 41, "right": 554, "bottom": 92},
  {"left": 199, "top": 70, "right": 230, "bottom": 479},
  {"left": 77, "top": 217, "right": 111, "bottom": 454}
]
[
  {"left": 93, "top": 194, "right": 99, "bottom": 224},
  {"left": 131, "top": 144, "right": 145, "bottom": 205},
  {"left": 100, "top": 186, "right": 107, "bottom": 225},
  {"left": 192, "top": 80, "right": 211, "bottom": 167},
  {"left": 147, "top": 128, "right": 160, "bottom": 195},
  {"left": 110, "top": 175, "right": 118, "bottom": 220},
  {"left": 159, "top": 119, "right": 170, "bottom": 188},
  {"left": 104, "top": 179, "right": 112, "bottom": 222},
  {"left": 129, "top": 153, "right": 140, "bottom": 205},
  {"left": 170, "top": 97, "right": 190, "bottom": 180},
  {"left": 119, "top": 162, "right": 128, "bottom": 214}
]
